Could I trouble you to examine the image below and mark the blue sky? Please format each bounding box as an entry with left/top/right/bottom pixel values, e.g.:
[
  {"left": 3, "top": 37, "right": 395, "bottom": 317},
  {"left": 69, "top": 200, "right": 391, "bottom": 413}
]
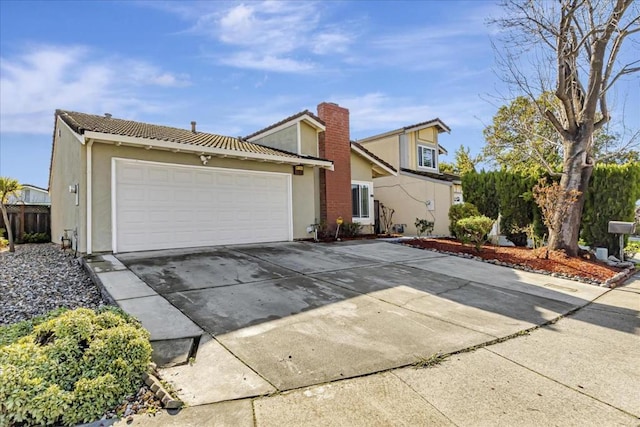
[{"left": 1, "top": 0, "right": 638, "bottom": 188}]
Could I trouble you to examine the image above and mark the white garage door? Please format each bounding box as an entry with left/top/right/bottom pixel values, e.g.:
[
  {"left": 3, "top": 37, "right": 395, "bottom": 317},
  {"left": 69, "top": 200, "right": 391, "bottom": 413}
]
[{"left": 113, "top": 159, "right": 292, "bottom": 252}]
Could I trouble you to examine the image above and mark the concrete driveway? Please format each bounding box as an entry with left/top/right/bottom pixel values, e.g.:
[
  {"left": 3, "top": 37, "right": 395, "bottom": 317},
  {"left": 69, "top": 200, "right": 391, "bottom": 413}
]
[{"left": 115, "top": 240, "right": 611, "bottom": 405}]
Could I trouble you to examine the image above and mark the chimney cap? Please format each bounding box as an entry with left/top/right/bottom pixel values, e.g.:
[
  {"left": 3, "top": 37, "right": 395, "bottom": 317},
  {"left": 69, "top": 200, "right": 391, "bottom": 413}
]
[{"left": 104, "top": 113, "right": 112, "bottom": 118}]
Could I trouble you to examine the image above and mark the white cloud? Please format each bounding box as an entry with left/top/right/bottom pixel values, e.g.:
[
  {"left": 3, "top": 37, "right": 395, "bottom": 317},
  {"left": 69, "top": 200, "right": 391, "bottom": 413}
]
[
  {"left": 0, "top": 45, "right": 190, "bottom": 134},
  {"left": 331, "top": 92, "right": 489, "bottom": 139},
  {"left": 177, "top": 1, "right": 353, "bottom": 73},
  {"left": 218, "top": 52, "right": 315, "bottom": 73}
]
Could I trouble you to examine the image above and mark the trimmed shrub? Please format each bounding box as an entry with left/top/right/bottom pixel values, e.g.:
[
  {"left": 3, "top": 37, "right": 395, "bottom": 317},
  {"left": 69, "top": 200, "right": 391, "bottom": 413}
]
[
  {"left": 340, "top": 221, "right": 362, "bottom": 238},
  {"left": 623, "top": 241, "right": 640, "bottom": 260},
  {"left": 457, "top": 215, "right": 494, "bottom": 251},
  {"left": 414, "top": 218, "right": 434, "bottom": 238},
  {"left": 449, "top": 202, "right": 480, "bottom": 239},
  {"left": 21, "top": 232, "right": 51, "bottom": 243},
  {"left": 0, "top": 307, "right": 151, "bottom": 426}
]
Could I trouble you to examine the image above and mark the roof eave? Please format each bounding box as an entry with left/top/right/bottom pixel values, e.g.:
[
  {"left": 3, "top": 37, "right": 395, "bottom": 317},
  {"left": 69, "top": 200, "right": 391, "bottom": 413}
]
[
  {"left": 246, "top": 113, "right": 326, "bottom": 142},
  {"left": 83, "top": 131, "right": 334, "bottom": 170},
  {"left": 350, "top": 144, "right": 397, "bottom": 176}
]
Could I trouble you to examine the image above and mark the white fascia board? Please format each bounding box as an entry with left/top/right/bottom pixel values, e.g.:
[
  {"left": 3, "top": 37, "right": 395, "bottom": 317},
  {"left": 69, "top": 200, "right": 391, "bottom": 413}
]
[
  {"left": 83, "top": 131, "right": 334, "bottom": 170},
  {"left": 350, "top": 145, "right": 397, "bottom": 176},
  {"left": 246, "top": 114, "right": 325, "bottom": 142},
  {"left": 356, "top": 128, "right": 403, "bottom": 144}
]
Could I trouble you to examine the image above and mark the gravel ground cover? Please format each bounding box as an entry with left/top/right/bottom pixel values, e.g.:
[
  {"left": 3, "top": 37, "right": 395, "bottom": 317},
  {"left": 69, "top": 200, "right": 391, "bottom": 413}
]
[
  {"left": 0, "top": 243, "right": 107, "bottom": 325},
  {"left": 1, "top": 244, "right": 165, "bottom": 421}
]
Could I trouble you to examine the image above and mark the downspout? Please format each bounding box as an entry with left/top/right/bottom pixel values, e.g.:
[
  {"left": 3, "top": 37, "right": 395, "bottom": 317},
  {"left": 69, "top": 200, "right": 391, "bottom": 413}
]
[{"left": 86, "top": 140, "right": 93, "bottom": 255}]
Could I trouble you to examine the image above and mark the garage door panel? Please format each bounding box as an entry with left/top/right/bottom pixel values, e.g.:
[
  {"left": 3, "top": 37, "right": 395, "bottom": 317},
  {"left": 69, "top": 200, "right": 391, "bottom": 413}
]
[{"left": 115, "top": 160, "right": 291, "bottom": 252}]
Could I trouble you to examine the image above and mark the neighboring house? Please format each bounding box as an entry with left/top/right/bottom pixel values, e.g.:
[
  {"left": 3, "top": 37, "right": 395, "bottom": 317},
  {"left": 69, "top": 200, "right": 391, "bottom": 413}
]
[
  {"left": 358, "top": 119, "right": 462, "bottom": 236},
  {"left": 6, "top": 184, "right": 50, "bottom": 205},
  {"left": 246, "top": 103, "right": 396, "bottom": 233},
  {"left": 49, "top": 102, "right": 395, "bottom": 254},
  {"left": 1, "top": 184, "right": 51, "bottom": 241}
]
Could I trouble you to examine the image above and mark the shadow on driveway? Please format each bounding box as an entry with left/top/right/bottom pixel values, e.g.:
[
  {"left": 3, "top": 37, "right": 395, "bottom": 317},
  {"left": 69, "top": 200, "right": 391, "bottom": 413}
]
[{"left": 117, "top": 241, "right": 638, "bottom": 391}]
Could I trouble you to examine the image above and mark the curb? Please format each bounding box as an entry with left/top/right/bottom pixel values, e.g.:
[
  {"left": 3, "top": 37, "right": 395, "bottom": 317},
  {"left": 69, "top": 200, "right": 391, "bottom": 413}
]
[
  {"left": 143, "top": 370, "right": 183, "bottom": 410},
  {"left": 604, "top": 266, "right": 638, "bottom": 288},
  {"left": 80, "top": 257, "right": 117, "bottom": 306}
]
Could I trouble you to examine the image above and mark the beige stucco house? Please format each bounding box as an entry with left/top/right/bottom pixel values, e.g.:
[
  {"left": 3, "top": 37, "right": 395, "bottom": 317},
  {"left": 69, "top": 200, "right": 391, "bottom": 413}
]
[
  {"left": 246, "top": 106, "right": 396, "bottom": 234},
  {"left": 49, "top": 103, "right": 395, "bottom": 254},
  {"left": 358, "top": 119, "right": 462, "bottom": 236}
]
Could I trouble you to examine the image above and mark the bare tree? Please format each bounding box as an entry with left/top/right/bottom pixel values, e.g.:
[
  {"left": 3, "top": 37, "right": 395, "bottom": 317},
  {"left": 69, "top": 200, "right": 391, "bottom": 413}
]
[{"left": 491, "top": 0, "right": 640, "bottom": 256}]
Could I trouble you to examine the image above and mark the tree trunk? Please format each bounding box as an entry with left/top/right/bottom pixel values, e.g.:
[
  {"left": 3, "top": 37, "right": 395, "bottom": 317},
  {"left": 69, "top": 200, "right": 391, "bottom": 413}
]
[
  {"left": 547, "top": 138, "right": 593, "bottom": 257},
  {"left": 0, "top": 203, "right": 15, "bottom": 253}
]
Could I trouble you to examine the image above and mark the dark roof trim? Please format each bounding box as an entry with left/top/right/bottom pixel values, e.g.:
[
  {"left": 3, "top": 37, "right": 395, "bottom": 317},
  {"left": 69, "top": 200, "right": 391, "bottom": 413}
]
[
  {"left": 245, "top": 110, "right": 325, "bottom": 140},
  {"left": 350, "top": 141, "right": 397, "bottom": 175},
  {"left": 21, "top": 184, "right": 49, "bottom": 192},
  {"left": 401, "top": 168, "right": 461, "bottom": 183}
]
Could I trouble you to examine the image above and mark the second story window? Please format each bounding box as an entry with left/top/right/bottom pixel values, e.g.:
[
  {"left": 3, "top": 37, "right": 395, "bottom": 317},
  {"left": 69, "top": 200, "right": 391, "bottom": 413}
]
[{"left": 418, "top": 145, "right": 436, "bottom": 169}]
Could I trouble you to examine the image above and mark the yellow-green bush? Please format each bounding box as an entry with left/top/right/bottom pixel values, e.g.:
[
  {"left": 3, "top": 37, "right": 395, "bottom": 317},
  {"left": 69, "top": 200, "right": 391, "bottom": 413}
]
[
  {"left": 457, "top": 215, "right": 495, "bottom": 251},
  {"left": 0, "top": 307, "right": 151, "bottom": 426}
]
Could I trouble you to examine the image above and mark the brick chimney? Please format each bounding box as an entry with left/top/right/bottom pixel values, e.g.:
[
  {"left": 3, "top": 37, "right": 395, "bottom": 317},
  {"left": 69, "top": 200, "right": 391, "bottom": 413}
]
[{"left": 317, "top": 102, "right": 352, "bottom": 228}]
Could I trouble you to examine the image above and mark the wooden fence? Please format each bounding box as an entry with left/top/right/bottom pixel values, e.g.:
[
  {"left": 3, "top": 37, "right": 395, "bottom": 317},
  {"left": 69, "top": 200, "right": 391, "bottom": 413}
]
[{"left": 0, "top": 205, "right": 51, "bottom": 241}]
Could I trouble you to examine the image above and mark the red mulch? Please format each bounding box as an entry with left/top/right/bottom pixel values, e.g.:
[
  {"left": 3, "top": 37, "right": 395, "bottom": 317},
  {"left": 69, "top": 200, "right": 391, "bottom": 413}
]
[{"left": 403, "top": 238, "right": 623, "bottom": 284}]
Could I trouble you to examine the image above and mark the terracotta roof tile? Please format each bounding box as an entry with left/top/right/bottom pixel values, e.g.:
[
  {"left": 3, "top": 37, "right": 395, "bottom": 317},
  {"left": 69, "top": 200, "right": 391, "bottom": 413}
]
[
  {"left": 56, "top": 110, "right": 304, "bottom": 159},
  {"left": 402, "top": 118, "right": 450, "bottom": 133}
]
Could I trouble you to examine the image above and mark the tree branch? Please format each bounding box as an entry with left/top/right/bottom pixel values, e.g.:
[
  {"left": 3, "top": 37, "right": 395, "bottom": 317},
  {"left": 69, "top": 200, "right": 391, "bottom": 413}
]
[{"left": 545, "top": 110, "right": 571, "bottom": 140}]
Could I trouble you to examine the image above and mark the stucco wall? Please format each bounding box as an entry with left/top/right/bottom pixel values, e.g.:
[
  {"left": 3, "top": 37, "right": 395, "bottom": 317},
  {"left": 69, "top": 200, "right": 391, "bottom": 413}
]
[
  {"left": 90, "top": 142, "right": 318, "bottom": 252},
  {"left": 408, "top": 129, "right": 439, "bottom": 171},
  {"left": 300, "top": 121, "right": 319, "bottom": 157},
  {"left": 373, "top": 172, "right": 452, "bottom": 236},
  {"left": 50, "top": 118, "right": 87, "bottom": 252},
  {"left": 359, "top": 135, "right": 399, "bottom": 169},
  {"left": 252, "top": 124, "right": 298, "bottom": 154},
  {"left": 350, "top": 151, "right": 373, "bottom": 183}
]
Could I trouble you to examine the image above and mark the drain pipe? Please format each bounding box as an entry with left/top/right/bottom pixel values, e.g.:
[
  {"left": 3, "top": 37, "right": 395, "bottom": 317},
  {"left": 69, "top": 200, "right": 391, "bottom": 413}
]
[{"left": 86, "top": 140, "right": 93, "bottom": 255}]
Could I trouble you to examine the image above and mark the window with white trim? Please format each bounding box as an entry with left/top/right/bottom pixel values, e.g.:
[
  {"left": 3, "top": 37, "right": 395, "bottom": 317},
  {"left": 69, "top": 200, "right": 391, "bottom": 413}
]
[
  {"left": 418, "top": 145, "right": 436, "bottom": 169},
  {"left": 351, "top": 182, "right": 372, "bottom": 223}
]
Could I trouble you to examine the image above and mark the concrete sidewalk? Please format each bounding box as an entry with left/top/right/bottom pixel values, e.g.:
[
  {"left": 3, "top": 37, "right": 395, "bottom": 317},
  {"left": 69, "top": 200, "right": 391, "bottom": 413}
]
[{"left": 119, "top": 273, "right": 640, "bottom": 426}]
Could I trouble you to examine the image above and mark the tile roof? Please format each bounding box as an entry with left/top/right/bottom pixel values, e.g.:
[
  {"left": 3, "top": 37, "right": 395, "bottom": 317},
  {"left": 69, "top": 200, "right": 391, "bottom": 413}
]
[
  {"left": 245, "top": 110, "right": 325, "bottom": 140},
  {"left": 401, "top": 168, "right": 460, "bottom": 182},
  {"left": 402, "top": 118, "right": 450, "bottom": 133},
  {"left": 56, "top": 110, "right": 305, "bottom": 159},
  {"left": 351, "top": 141, "right": 397, "bottom": 173}
]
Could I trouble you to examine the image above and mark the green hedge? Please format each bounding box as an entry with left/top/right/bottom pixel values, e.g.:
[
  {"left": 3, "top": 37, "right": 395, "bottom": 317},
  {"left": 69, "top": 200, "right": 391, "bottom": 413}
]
[
  {"left": 581, "top": 162, "right": 640, "bottom": 254},
  {"left": 461, "top": 171, "right": 500, "bottom": 219},
  {"left": 0, "top": 307, "right": 152, "bottom": 426},
  {"left": 462, "top": 163, "right": 640, "bottom": 252},
  {"left": 463, "top": 170, "right": 544, "bottom": 245}
]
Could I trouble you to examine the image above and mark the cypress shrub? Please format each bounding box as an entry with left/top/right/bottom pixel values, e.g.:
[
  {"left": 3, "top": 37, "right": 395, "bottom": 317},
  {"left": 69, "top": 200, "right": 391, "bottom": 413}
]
[
  {"left": 461, "top": 170, "right": 500, "bottom": 219},
  {"left": 496, "top": 171, "right": 539, "bottom": 246},
  {"left": 581, "top": 162, "right": 640, "bottom": 255}
]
